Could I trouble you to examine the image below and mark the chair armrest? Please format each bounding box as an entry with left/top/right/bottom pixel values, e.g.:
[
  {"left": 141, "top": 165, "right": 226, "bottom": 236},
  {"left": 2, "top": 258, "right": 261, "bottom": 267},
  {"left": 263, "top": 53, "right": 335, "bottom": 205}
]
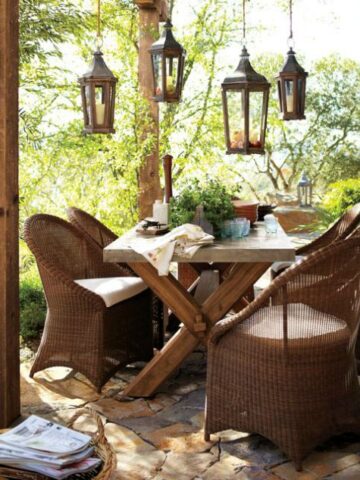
[
  {"left": 209, "top": 280, "right": 277, "bottom": 344},
  {"left": 209, "top": 241, "right": 340, "bottom": 344},
  {"left": 39, "top": 263, "right": 106, "bottom": 310}
]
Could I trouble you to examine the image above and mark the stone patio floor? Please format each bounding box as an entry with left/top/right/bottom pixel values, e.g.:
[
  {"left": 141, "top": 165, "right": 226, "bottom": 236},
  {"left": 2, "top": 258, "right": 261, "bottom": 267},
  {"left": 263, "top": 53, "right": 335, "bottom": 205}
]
[
  {"left": 16, "top": 234, "right": 360, "bottom": 480},
  {"left": 19, "top": 349, "right": 360, "bottom": 480}
]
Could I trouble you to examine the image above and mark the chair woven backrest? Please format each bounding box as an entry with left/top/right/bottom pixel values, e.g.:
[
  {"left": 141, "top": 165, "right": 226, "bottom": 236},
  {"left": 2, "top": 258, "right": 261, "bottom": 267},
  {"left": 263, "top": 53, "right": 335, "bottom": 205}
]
[
  {"left": 24, "top": 214, "right": 119, "bottom": 281},
  {"left": 67, "top": 207, "right": 117, "bottom": 250},
  {"left": 273, "top": 236, "right": 360, "bottom": 340},
  {"left": 298, "top": 203, "right": 360, "bottom": 255},
  {"left": 212, "top": 236, "right": 360, "bottom": 349}
]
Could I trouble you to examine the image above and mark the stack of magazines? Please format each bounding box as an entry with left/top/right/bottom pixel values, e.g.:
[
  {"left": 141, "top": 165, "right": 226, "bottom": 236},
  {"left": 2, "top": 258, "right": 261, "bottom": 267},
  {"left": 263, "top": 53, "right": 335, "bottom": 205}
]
[{"left": 0, "top": 415, "right": 101, "bottom": 479}]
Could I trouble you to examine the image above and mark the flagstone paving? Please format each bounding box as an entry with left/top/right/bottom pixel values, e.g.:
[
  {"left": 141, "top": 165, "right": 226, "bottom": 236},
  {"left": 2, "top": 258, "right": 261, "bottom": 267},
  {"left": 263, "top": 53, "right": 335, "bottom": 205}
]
[{"left": 19, "top": 348, "right": 360, "bottom": 480}]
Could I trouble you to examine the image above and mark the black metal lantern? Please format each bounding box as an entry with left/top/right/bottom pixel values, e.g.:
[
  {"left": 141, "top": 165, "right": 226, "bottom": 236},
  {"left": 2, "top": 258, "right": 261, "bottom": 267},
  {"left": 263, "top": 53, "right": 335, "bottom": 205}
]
[
  {"left": 222, "top": 0, "right": 270, "bottom": 155},
  {"left": 78, "top": 0, "right": 117, "bottom": 134},
  {"left": 222, "top": 47, "right": 270, "bottom": 155},
  {"left": 276, "top": 0, "right": 308, "bottom": 120},
  {"left": 149, "top": 19, "right": 186, "bottom": 103},
  {"left": 79, "top": 50, "right": 117, "bottom": 134},
  {"left": 297, "top": 172, "right": 312, "bottom": 207}
]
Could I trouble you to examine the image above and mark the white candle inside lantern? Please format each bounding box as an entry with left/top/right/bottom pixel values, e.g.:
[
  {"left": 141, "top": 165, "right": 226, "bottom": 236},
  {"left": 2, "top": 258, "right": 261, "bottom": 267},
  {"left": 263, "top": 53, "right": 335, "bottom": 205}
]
[
  {"left": 286, "top": 94, "right": 294, "bottom": 112},
  {"left": 96, "top": 103, "right": 105, "bottom": 124},
  {"left": 167, "top": 76, "right": 176, "bottom": 94}
]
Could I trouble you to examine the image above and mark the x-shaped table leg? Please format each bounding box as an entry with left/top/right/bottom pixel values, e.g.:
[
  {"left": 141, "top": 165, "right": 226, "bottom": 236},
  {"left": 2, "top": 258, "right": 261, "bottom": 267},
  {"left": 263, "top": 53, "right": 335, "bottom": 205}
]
[{"left": 123, "top": 261, "right": 270, "bottom": 397}]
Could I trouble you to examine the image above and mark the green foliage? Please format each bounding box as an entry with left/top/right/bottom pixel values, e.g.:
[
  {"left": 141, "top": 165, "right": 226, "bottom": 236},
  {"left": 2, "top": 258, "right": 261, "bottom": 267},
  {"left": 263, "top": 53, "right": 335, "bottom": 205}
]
[
  {"left": 170, "top": 178, "right": 235, "bottom": 230},
  {"left": 18, "top": 0, "right": 360, "bottom": 250},
  {"left": 322, "top": 178, "right": 360, "bottom": 219},
  {"left": 20, "top": 268, "right": 46, "bottom": 342},
  {"left": 20, "top": 0, "right": 88, "bottom": 65},
  {"left": 170, "top": 183, "right": 200, "bottom": 227}
]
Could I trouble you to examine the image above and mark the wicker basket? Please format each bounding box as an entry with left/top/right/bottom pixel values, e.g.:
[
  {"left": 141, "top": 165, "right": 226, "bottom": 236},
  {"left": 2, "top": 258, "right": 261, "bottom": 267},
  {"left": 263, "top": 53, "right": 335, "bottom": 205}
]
[{"left": 0, "top": 408, "right": 116, "bottom": 480}]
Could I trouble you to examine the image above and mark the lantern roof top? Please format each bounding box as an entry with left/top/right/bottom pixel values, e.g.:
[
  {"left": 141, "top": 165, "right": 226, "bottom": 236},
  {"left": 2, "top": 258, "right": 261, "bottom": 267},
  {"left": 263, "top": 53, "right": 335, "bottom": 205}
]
[
  {"left": 281, "top": 48, "right": 308, "bottom": 75},
  {"left": 80, "top": 50, "right": 117, "bottom": 81},
  {"left": 222, "top": 46, "right": 270, "bottom": 86},
  {"left": 298, "top": 171, "right": 311, "bottom": 186},
  {"left": 150, "top": 19, "right": 185, "bottom": 54}
]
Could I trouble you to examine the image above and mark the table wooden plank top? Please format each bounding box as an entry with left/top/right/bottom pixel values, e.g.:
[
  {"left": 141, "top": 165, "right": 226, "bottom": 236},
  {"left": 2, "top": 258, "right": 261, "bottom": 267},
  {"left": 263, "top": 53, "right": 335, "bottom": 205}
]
[{"left": 104, "top": 222, "right": 295, "bottom": 264}]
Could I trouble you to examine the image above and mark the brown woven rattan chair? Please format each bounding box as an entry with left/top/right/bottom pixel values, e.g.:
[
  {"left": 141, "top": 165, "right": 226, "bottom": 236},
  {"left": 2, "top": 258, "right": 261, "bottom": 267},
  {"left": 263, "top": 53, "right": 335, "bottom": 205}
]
[
  {"left": 205, "top": 236, "right": 360, "bottom": 470},
  {"left": 24, "top": 214, "right": 154, "bottom": 391},
  {"left": 271, "top": 202, "right": 360, "bottom": 278},
  {"left": 67, "top": 207, "right": 164, "bottom": 348}
]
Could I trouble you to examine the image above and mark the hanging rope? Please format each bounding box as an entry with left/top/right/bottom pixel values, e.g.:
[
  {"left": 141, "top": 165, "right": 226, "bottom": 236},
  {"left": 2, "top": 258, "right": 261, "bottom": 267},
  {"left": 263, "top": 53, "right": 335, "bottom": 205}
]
[
  {"left": 242, "top": 0, "right": 246, "bottom": 46},
  {"left": 96, "top": 0, "right": 102, "bottom": 48},
  {"left": 289, "top": 0, "right": 293, "bottom": 42}
]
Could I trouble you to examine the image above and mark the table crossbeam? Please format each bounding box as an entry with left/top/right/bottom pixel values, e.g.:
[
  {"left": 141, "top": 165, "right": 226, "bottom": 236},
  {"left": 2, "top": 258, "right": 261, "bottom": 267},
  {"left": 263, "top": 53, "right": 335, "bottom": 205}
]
[{"left": 123, "top": 262, "right": 270, "bottom": 397}]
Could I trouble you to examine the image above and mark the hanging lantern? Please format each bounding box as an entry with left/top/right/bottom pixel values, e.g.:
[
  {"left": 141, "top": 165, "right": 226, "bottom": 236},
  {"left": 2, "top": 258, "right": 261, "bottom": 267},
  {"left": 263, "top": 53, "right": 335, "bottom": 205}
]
[
  {"left": 149, "top": 19, "right": 186, "bottom": 103},
  {"left": 79, "top": 51, "right": 117, "bottom": 134},
  {"left": 222, "top": 0, "right": 270, "bottom": 155},
  {"left": 78, "top": 0, "right": 117, "bottom": 134},
  {"left": 276, "top": 0, "right": 308, "bottom": 120},
  {"left": 297, "top": 172, "right": 312, "bottom": 207}
]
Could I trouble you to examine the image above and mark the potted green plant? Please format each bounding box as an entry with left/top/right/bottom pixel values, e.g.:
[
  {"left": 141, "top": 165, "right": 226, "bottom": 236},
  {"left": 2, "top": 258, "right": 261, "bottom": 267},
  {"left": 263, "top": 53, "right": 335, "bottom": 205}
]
[{"left": 170, "top": 179, "right": 236, "bottom": 237}]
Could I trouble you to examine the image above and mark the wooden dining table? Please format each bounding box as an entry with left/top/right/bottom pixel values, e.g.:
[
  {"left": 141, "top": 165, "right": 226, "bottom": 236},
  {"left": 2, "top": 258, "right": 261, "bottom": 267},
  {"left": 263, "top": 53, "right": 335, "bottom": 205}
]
[{"left": 104, "top": 222, "right": 295, "bottom": 397}]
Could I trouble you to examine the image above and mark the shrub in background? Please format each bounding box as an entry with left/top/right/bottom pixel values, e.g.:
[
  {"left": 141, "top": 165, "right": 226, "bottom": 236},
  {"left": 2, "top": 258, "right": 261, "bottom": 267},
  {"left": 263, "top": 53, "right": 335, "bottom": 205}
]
[
  {"left": 322, "top": 178, "right": 360, "bottom": 220},
  {"left": 20, "top": 266, "right": 46, "bottom": 342}
]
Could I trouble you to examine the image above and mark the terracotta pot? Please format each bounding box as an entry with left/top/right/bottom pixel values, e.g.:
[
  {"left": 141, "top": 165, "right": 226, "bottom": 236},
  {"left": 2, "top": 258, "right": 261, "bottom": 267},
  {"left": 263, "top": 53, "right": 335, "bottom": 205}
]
[{"left": 232, "top": 200, "right": 259, "bottom": 224}]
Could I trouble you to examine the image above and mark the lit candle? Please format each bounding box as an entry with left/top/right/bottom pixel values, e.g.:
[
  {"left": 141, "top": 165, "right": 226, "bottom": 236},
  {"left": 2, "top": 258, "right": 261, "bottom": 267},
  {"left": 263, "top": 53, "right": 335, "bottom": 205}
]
[
  {"left": 166, "top": 76, "right": 176, "bottom": 94},
  {"left": 231, "top": 130, "right": 244, "bottom": 149},
  {"left": 286, "top": 94, "right": 294, "bottom": 112},
  {"left": 96, "top": 103, "right": 105, "bottom": 125}
]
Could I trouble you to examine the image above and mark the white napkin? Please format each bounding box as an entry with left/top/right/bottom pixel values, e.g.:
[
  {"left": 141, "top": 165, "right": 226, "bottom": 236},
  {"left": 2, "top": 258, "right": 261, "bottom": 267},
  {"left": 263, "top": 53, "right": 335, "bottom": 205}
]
[{"left": 129, "top": 224, "right": 214, "bottom": 276}]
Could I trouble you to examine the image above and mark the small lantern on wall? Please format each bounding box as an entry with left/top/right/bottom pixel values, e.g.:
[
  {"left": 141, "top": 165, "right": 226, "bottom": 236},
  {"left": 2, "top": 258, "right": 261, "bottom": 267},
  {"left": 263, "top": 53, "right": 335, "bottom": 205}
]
[
  {"left": 276, "top": 0, "right": 308, "bottom": 120},
  {"left": 78, "top": 0, "right": 117, "bottom": 134},
  {"left": 149, "top": 19, "right": 186, "bottom": 103},
  {"left": 297, "top": 172, "right": 312, "bottom": 207},
  {"left": 222, "top": 0, "right": 270, "bottom": 155}
]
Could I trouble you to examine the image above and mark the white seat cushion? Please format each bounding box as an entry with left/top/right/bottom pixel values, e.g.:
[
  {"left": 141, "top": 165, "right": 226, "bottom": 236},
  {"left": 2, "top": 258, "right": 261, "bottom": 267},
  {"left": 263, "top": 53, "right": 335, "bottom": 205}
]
[
  {"left": 75, "top": 277, "right": 148, "bottom": 308},
  {"left": 271, "top": 255, "right": 304, "bottom": 273},
  {"left": 239, "top": 303, "right": 347, "bottom": 340}
]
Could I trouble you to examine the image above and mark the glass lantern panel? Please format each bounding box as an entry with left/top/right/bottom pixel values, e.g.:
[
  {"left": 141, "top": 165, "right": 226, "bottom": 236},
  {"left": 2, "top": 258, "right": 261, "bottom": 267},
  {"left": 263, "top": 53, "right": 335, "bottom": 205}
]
[
  {"left": 94, "top": 85, "right": 105, "bottom": 125},
  {"left": 297, "top": 78, "right": 303, "bottom": 113},
  {"left": 85, "top": 85, "right": 92, "bottom": 125},
  {"left": 249, "top": 91, "right": 263, "bottom": 148},
  {"left": 226, "top": 90, "right": 245, "bottom": 150},
  {"left": 165, "top": 56, "right": 179, "bottom": 96},
  {"left": 285, "top": 80, "right": 294, "bottom": 113},
  {"left": 153, "top": 54, "right": 163, "bottom": 97},
  {"left": 277, "top": 80, "right": 283, "bottom": 112}
]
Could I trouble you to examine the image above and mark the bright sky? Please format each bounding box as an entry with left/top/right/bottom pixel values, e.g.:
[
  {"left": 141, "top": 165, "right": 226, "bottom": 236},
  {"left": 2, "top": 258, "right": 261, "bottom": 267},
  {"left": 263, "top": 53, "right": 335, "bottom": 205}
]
[{"left": 173, "top": 0, "right": 360, "bottom": 62}]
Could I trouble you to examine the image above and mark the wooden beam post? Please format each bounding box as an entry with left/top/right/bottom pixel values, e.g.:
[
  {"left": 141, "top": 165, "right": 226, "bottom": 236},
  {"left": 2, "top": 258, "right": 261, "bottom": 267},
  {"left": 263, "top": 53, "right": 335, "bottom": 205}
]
[
  {"left": 135, "top": 0, "right": 168, "bottom": 218},
  {"left": 0, "top": 0, "right": 20, "bottom": 428}
]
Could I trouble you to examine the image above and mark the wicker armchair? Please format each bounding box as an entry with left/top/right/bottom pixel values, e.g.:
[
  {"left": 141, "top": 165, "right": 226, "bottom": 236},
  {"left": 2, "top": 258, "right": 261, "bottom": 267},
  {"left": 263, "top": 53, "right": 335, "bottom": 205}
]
[
  {"left": 67, "top": 207, "right": 164, "bottom": 348},
  {"left": 205, "top": 236, "right": 360, "bottom": 470},
  {"left": 24, "top": 214, "right": 154, "bottom": 391},
  {"left": 272, "top": 203, "right": 360, "bottom": 277}
]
